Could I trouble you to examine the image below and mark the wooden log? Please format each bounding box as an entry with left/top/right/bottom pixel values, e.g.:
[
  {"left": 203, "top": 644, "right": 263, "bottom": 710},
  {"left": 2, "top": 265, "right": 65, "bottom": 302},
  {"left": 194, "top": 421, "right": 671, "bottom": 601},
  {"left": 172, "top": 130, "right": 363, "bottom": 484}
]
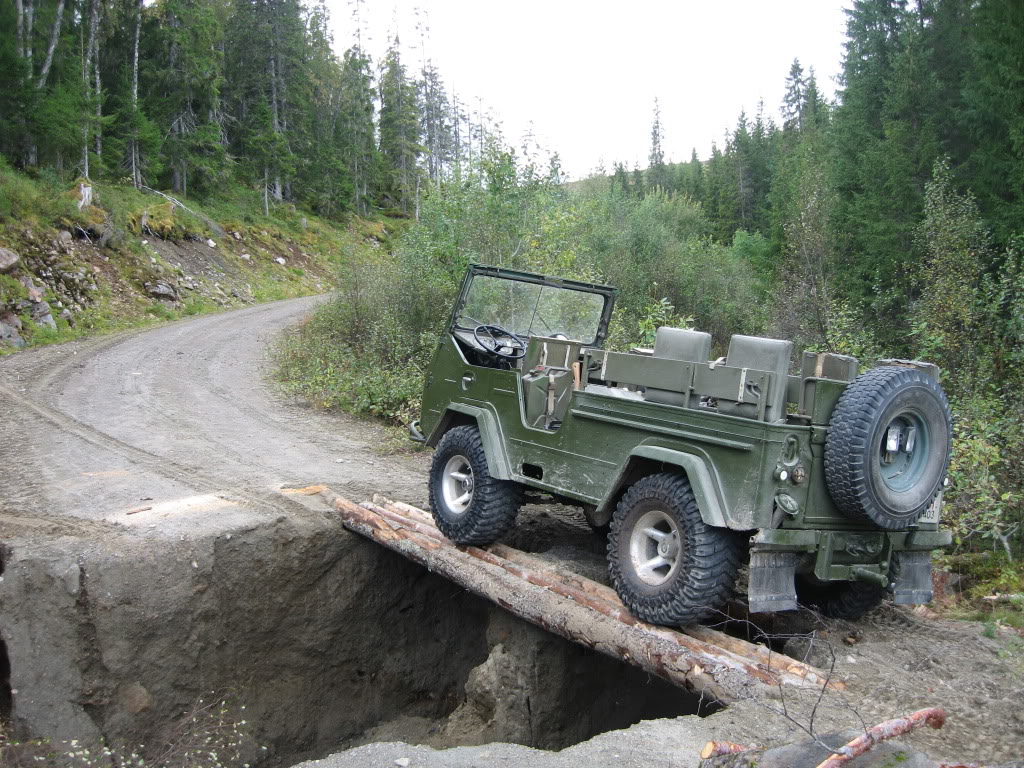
[
  {"left": 813, "top": 708, "right": 947, "bottom": 768},
  {"left": 362, "top": 500, "right": 812, "bottom": 688},
  {"left": 337, "top": 497, "right": 835, "bottom": 701},
  {"left": 338, "top": 498, "right": 743, "bottom": 701},
  {"left": 700, "top": 740, "right": 754, "bottom": 758},
  {"left": 369, "top": 496, "right": 838, "bottom": 690}
]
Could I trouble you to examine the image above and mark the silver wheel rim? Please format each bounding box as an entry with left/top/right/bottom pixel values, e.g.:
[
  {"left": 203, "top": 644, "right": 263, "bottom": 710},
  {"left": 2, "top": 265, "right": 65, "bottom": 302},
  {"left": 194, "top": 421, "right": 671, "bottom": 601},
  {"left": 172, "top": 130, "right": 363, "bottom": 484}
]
[
  {"left": 441, "top": 454, "right": 474, "bottom": 514},
  {"left": 629, "top": 509, "right": 682, "bottom": 586}
]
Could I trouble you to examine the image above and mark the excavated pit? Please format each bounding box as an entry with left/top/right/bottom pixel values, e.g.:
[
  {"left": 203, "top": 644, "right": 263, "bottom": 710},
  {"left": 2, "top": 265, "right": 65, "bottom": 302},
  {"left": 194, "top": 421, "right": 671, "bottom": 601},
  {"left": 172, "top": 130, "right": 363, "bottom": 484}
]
[{"left": 0, "top": 512, "right": 713, "bottom": 765}]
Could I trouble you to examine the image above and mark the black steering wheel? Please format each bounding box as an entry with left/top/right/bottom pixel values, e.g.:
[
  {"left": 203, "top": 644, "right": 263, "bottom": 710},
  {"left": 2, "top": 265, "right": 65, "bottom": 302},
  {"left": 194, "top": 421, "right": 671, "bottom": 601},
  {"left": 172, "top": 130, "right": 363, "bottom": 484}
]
[{"left": 473, "top": 324, "right": 526, "bottom": 360}]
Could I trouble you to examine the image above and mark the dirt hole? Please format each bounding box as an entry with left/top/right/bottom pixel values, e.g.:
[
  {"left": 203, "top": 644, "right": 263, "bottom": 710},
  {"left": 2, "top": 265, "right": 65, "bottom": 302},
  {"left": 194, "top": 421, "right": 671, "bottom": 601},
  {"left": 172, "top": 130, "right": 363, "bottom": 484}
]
[{"left": 0, "top": 638, "right": 12, "bottom": 726}]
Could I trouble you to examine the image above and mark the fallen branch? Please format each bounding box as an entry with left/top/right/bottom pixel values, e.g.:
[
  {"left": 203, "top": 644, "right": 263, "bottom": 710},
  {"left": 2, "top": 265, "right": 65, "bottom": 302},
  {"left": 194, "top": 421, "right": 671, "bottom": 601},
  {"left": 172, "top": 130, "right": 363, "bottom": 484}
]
[
  {"left": 139, "top": 185, "right": 225, "bottom": 237},
  {"left": 814, "top": 707, "right": 947, "bottom": 768}
]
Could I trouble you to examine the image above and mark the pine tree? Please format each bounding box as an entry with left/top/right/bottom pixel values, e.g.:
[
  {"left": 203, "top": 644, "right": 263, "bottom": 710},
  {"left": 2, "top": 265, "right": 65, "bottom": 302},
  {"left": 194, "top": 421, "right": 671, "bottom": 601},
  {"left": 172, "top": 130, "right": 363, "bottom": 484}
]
[
  {"left": 961, "top": 0, "right": 1024, "bottom": 242},
  {"left": 378, "top": 37, "right": 421, "bottom": 214},
  {"left": 647, "top": 98, "right": 668, "bottom": 191}
]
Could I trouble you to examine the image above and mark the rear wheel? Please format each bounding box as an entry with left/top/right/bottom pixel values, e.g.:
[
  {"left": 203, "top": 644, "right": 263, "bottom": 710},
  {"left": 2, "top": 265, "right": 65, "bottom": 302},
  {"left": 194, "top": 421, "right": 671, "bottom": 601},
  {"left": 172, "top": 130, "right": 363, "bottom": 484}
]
[
  {"left": 429, "top": 425, "right": 522, "bottom": 545},
  {"left": 796, "top": 578, "right": 886, "bottom": 620},
  {"left": 607, "top": 473, "right": 742, "bottom": 626}
]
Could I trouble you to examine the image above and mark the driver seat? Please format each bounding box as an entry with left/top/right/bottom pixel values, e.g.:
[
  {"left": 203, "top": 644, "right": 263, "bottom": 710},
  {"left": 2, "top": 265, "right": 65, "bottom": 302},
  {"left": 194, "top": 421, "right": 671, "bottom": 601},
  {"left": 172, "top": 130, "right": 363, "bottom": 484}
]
[{"left": 521, "top": 336, "right": 583, "bottom": 430}]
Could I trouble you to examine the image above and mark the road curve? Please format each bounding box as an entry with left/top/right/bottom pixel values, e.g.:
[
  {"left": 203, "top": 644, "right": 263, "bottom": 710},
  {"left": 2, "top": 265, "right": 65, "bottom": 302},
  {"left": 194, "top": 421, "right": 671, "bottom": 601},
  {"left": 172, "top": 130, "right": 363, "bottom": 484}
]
[{"left": 0, "top": 297, "right": 429, "bottom": 537}]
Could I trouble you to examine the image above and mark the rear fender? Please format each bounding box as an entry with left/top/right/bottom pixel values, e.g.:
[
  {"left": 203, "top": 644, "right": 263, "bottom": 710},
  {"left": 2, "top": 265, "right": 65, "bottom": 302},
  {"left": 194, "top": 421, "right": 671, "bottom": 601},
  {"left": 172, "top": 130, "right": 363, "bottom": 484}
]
[
  {"left": 426, "top": 404, "right": 513, "bottom": 480},
  {"left": 594, "top": 446, "right": 728, "bottom": 529}
]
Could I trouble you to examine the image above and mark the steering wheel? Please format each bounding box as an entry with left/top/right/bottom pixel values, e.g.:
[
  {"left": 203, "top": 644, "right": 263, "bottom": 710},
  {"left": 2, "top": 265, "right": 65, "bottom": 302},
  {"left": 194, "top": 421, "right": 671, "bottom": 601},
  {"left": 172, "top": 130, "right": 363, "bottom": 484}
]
[{"left": 473, "top": 325, "right": 526, "bottom": 360}]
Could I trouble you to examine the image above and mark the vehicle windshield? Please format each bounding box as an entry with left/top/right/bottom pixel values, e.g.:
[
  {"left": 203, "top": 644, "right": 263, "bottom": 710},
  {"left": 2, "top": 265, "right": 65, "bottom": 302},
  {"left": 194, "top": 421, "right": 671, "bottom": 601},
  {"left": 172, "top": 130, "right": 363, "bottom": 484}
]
[{"left": 456, "top": 275, "right": 607, "bottom": 344}]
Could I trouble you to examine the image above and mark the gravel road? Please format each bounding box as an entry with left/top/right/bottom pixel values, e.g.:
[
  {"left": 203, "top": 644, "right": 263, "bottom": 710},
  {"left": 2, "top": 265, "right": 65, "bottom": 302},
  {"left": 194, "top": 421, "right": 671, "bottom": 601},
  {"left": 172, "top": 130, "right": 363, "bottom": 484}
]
[{"left": 0, "top": 297, "right": 429, "bottom": 541}]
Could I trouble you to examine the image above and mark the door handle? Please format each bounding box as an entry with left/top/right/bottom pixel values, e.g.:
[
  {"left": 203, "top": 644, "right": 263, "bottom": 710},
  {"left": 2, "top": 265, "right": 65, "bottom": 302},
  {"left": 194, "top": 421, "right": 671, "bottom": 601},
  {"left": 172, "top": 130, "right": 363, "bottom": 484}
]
[{"left": 461, "top": 373, "right": 475, "bottom": 390}]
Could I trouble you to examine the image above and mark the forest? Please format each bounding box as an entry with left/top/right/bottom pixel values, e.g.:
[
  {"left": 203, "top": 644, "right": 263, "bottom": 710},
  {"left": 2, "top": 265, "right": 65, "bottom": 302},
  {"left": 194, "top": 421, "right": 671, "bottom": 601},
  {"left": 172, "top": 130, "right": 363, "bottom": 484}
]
[{"left": 2, "top": 0, "right": 1023, "bottom": 563}]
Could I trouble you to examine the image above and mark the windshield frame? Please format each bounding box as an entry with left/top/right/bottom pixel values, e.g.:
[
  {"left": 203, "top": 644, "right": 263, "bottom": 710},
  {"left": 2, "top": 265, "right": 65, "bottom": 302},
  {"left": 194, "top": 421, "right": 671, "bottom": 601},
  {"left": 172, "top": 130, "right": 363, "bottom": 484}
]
[{"left": 449, "top": 264, "right": 617, "bottom": 347}]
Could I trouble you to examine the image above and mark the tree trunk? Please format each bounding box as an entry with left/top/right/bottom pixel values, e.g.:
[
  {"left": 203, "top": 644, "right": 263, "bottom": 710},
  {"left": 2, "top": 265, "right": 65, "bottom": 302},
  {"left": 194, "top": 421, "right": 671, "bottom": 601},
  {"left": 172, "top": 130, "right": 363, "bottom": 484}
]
[
  {"left": 16, "top": 0, "right": 25, "bottom": 60},
  {"left": 25, "top": 0, "right": 35, "bottom": 73},
  {"left": 129, "top": 0, "right": 143, "bottom": 187},
  {"left": 36, "top": 0, "right": 66, "bottom": 89},
  {"left": 263, "top": 166, "right": 269, "bottom": 217}
]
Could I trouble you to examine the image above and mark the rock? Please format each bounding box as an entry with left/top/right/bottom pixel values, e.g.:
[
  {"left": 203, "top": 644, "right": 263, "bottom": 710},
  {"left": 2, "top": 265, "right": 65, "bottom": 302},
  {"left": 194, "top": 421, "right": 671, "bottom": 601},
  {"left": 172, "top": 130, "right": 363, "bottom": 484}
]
[
  {"left": 240, "top": 253, "right": 251, "bottom": 261},
  {"left": 1, "top": 311, "right": 22, "bottom": 331},
  {"left": 119, "top": 682, "right": 154, "bottom": 715},
  {"left": 394, "top": 759, "right": 410, "bottom": 768},
  {"left": 34, "top": 312, "right": 57, "bottom": 331},
  {"left": 57, "top": 230, "right": 72, "bottom": 243},
  {"left": 0, "top": 320, "right": 25, "bottom": 348},
  {"left": 782, "top": 636, "right": 835, "bottom": 671},
  {"left": 59, "top": 308, "right": 75, "bottom": 327},
  {"left": 233, "top": 231, "right": 242, "bottom": 241},
  {"left": 206, "top": 239, "right": 216, "bottom": 248},
  {"left": 20, "top": 277, "right": 44, "bottom": 302},
  {"left": 0, "top": 247, "right": 20, "bottom": 273},
  {"left": 275, "top": 257, "right": 287, "bottom": 265},
  {"left": 30, "top": 300, "right": 50, "bottom": 320},
  {"left": 147, "top": 282, "right": 178, "bottom": 301}
]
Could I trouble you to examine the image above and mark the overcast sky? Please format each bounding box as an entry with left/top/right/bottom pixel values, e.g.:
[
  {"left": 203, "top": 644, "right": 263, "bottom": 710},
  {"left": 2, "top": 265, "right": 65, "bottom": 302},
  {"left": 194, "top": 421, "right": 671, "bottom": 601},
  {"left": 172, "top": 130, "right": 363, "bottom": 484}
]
[{"left": 329, "top": 1, "right": 852, "bottom": 180}]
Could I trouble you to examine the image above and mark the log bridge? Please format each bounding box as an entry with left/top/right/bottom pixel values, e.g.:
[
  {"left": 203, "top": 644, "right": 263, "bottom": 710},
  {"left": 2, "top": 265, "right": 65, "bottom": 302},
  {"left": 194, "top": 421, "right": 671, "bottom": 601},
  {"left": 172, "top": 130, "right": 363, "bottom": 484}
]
[{"left": 333, "top": 494, "right": 842, "bottom": 705}]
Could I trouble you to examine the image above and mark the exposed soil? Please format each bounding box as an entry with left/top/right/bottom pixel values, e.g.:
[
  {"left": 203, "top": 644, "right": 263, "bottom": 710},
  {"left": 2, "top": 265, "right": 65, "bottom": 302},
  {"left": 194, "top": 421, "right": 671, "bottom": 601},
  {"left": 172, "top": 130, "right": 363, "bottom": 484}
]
[{"left": 0, "top": 297, "right": 1021, "bottom": 767}]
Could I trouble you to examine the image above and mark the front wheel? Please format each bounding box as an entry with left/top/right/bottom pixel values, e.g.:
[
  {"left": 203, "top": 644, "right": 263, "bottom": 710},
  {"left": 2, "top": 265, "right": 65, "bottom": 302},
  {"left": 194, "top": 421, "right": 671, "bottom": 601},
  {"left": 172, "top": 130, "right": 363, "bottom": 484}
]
[
  {"left": 607, "top": 473, "right": 743, "bottom": 626},
  {"left": 429, "top": 425, "right": 522, "bottom": 545}
]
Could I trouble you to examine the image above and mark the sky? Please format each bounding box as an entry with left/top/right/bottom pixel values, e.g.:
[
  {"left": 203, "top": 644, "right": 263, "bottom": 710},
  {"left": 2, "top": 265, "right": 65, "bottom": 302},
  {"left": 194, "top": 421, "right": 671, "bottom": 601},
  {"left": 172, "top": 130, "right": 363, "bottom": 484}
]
[{"left": 329, "top": 1, "right": 852, "bottom": 180}]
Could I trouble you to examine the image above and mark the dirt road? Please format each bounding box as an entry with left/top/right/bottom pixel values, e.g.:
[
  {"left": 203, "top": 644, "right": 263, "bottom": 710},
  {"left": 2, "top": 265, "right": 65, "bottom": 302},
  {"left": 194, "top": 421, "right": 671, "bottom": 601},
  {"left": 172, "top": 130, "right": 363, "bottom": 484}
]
[{"left": 0, "top": 297, "right": 429, "bottom": 540}]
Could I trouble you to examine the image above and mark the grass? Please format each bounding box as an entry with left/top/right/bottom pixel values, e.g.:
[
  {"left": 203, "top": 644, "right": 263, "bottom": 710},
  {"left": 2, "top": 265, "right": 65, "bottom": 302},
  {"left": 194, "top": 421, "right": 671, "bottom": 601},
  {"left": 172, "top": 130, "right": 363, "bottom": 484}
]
[{"left": 0, "top": 164, "right": 399, "bottom": 357}]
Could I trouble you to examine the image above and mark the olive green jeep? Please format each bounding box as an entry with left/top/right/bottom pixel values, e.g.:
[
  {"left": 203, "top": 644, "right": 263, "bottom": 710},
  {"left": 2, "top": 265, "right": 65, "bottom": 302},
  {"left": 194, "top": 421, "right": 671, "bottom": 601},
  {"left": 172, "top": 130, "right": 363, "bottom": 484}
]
[{"left": 410, "top": 264, "right": 953, "bottom": 625}]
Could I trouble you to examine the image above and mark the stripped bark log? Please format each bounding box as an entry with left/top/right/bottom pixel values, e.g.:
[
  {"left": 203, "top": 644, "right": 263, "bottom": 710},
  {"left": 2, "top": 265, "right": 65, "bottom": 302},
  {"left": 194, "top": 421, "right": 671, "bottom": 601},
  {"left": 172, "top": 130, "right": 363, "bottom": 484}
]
[
  {"left": 700, "top": 741, "right": 754, "bottom": 759},
  {"left": 367, "top": 495, "right": 839, "bottom": 690},
  {"left": 337, "top": 496, "right": 836, "bottom": 702},
  {"left": 813, "top": 707, "right": 947, "bottom": 768}
]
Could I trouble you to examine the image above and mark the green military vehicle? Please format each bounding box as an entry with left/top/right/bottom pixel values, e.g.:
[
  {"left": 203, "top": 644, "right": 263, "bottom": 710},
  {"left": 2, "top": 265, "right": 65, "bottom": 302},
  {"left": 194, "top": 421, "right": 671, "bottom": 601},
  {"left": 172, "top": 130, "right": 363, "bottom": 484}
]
[{"left": 409, "top": 264, "right": 953, "bottom": 625}]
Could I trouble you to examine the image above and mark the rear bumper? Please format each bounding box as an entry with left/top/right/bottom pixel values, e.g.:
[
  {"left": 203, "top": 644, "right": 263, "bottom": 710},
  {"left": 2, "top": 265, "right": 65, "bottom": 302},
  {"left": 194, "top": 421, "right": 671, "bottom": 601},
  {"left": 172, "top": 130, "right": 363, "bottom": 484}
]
[
  {"left": 746, "top": 527, "right": 951, "bottom": 612},
  {"left": 751, "top": 528, "right": 952, "bottom": 554}
]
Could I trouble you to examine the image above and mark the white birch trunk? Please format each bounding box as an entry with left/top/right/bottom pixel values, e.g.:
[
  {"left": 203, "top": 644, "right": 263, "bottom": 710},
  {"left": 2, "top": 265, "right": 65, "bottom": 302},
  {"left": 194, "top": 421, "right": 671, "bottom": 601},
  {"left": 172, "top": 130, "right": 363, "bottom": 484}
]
[
  {"left": 16, "top": 0, "right": 25, "bottom": 60},
  {"left": 36, "top": 0, "right": 65, "bottom": 89},
  {"left": 130, "top": 0, "right": 143, "bottom": 187}
]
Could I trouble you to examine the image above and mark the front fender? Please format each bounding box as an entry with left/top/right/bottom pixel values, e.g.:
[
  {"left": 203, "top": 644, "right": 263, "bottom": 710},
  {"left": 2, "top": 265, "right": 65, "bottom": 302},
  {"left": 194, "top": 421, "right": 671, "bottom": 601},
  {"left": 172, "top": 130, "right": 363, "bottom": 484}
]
[
  {"left": 426, "top": 404, "right": 513, "bottom": 480},
  {"left": 595, "top": 446, "right": 729, "bottom": 529}
]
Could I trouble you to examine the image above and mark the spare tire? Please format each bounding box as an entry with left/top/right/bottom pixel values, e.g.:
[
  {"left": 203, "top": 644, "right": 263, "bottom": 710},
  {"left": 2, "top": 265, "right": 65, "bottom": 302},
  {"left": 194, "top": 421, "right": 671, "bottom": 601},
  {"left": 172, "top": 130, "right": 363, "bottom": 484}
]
[{"left": 825, "top": 366, "right": 951, "bottom": 530}]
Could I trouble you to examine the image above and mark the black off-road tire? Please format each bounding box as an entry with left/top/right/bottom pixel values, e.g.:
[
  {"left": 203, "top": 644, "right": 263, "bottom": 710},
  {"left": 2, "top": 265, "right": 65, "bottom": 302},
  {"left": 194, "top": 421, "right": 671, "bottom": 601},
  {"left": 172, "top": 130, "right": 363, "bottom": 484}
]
[
  {"left": 797, "top": 578, "right": 886, "bottom": 620},
  {"left": 607, "top": 473, "right": 743, "bottom": 626},
  {"left": 429, "top": 425, "right": 522, "bottom": 546},
  {"left": 825, "top": 366, "right": 952, "bottom": 531}
]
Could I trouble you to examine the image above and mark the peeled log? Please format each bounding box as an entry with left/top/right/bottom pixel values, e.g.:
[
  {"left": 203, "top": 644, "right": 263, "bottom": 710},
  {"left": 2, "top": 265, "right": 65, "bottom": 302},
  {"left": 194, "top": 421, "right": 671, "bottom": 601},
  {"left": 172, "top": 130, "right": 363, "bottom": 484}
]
[{"left": 335, "top": 496, "right": 834, "bottom": 703}]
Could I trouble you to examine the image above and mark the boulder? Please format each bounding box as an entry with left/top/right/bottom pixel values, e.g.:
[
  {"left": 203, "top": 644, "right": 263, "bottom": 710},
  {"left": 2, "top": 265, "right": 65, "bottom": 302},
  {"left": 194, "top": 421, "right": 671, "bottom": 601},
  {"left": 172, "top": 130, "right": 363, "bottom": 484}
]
[
  {"left": 206, "top": 239, "right": 216, "bottom": 248},
  {"left": 57, "top": 230, "right": 73, "bottom": 242},
  {"left": 20, "top": 277, "right": 44, "bottom": 302},
  {"left": 147, "top": 282, "right": 178, "bottom": 301},
  {"left": 1, "top": 311, "right": 22, "bottom": 330},
  {"left": 59, "top": 308, "right": 75, "bottom": 327},
  {"left": 0, "top": 247, "right": 20, "bottom": 273},
  {"left": 275, "top": 257, "right": 287, "bottom": 265},
  {"left": 35, "top": 313, "right": 57, "bottom": 330},
  {"left": 32, "top": 301, "right": 56, "bottom": 329},
  {"left": 0, "top": 320, "right": 25, "bottom": 348}
]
